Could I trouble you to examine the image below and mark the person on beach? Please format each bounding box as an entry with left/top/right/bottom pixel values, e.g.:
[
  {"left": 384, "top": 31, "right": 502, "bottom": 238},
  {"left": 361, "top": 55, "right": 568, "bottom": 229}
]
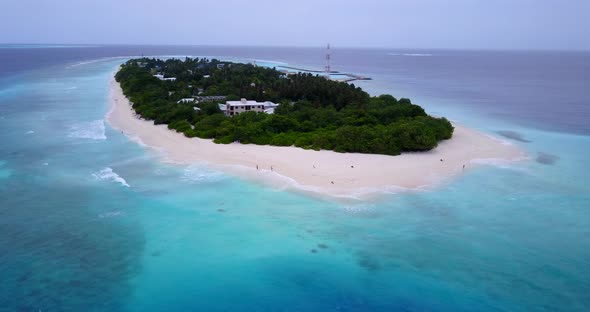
[
  {"left": 256, "top": 165, "right": 258, "bottom": 170},
  {"left": 271, "top": 166, "right": 273, "bottom": 171}
]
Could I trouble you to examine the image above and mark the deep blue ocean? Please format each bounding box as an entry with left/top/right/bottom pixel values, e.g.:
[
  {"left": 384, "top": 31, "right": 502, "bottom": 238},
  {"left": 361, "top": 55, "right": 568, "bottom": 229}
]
[{"left": 1, "top": 45, "right": 589, "bottom": 311}]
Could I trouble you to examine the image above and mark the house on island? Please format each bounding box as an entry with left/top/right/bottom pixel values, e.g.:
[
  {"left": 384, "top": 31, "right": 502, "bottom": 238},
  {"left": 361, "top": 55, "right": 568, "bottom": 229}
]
[
  {"left": 220, "top": 98, "right": 279, "bottom": 116},
  {"left": 153, "top": 74, "right": 176, "bottom": 81}
]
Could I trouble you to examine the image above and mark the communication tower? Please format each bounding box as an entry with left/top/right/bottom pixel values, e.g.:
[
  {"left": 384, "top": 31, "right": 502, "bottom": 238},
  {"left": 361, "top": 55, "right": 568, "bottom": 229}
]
[{"left": 325, "top": 43, "right": 331, "bottom": 77}]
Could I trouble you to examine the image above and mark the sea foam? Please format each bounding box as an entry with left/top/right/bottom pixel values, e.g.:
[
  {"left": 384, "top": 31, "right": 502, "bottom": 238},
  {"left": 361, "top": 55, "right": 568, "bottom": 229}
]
[
  {"left": 68, "top": 120, "right": 106, "bottom": 140},
  {"left": 340, "top": 203, "right": 376, "bottom": 214},
  {"left": 0, "top": 161, "right": 10, "bottom": 180},
  {"left": 471, "top": 157, "right": 530, "bottom": 172},
  {"left": 92, "top": 167, "right": 130, "bottom": 187},
  {"left": 181, "top": 165, "right": 226, "bottom": 184},
  {"left": 388, "top": 53, "right": 433, "bottom": 57},
  {"left": 98, "top": 211, "right": 123, "bottom": 219},
  {"left": 66, "top": 56, "right": 126, "bottom": 69}
]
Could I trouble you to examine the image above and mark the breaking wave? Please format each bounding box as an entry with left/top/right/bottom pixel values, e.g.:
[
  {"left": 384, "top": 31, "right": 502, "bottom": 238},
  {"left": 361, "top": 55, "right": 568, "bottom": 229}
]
[
  {"left": 388, "top": 53, "right": 433, "bottom": 57},
  {"left": 98, "top": 211, "right": 124, "bottom": 219},
  {"left": 66, "top": 56, "right": 127, "bottom": 68},
  {"left": 340, "top": 203, "right": 376, "bottom": 214},
  {"left": 68, "top": 120, "right": 106, "bottom": 140},
  {"left": 181, "top": 165, "right": 226, "bottom": 184},
  {"left": 471, "top": 157, "right": 529, "bottom": 173},
  {"left": 92, "top": 167, "right": 130, "bottom": 187}
]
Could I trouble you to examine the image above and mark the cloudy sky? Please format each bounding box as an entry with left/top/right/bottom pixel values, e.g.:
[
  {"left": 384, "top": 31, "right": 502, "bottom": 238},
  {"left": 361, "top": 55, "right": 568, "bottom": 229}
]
[{"left": 1, "top": 0, "right": 588, "bottom": 50}]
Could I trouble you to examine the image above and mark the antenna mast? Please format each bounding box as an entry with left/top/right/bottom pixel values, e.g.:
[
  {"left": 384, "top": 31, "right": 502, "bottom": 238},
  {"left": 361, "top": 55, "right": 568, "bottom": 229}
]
[{"left": 325, "top": 43, "right": 331, "bottom": 77}]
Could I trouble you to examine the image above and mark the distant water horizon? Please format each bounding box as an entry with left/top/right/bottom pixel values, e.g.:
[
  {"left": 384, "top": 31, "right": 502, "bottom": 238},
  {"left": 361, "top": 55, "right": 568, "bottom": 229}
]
[
  {"left": 2, "top": 44, "right": 588, "bottom": 135},
  {"left": 3, "top": 43, "right": 590, "bottom": 51},
  {"left": 1, "top": 45, "right": 589, "bottom": 311}
]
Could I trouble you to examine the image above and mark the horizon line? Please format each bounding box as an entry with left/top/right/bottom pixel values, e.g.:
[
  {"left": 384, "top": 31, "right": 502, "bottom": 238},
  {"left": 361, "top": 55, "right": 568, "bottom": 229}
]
[{"left": 1, "top": 42, "right": 589, "bottom": 52}]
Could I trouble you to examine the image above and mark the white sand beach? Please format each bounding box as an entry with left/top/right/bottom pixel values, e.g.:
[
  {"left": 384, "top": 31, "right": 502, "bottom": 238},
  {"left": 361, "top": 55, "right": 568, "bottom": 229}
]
[{"left": 107, "top": 77, "right": 526, "bottom": 199}]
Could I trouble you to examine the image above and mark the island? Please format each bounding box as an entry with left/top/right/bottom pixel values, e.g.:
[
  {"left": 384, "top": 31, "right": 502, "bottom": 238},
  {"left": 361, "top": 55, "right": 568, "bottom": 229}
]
[
  {"left": 108, "top": 58, "right": 524, "bottom": 198},
  {"left": 115, "top": 58, "right": 454, "bottom": 155}
]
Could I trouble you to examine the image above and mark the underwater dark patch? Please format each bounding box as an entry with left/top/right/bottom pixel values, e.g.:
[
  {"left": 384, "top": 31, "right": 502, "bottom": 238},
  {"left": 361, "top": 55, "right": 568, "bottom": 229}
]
[
  {"left": 536, "top": 152, "right": 559, "bottom": 165},
  {"left": 497, "top": 130, "right": 531, "bottom": 143},
  {"left": 357, "top": 254, "right": 382, "bottom": 272}
]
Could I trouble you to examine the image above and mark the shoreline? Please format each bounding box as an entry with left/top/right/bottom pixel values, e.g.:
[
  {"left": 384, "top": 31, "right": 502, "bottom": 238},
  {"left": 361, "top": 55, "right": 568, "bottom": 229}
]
[{"left": 106, "top": 76, "right": 526, "bottom": 200}]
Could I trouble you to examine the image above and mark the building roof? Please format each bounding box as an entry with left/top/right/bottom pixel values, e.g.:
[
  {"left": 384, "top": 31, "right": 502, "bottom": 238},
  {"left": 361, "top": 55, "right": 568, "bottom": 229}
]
[
  {"left": 177, "top": 98, "right": 195, "bottom": 103},
  {"left": 264, "top": 102, "right": 279, "bottom": 108},
  {"left": 226, "top": 100, "right": 264, "bottom": 107},
  {"left": 226, "top": 98, "right": 277, "bottom": 107},
  {"left": 154, "top": 74, "right": 176, "bottom": 81}
]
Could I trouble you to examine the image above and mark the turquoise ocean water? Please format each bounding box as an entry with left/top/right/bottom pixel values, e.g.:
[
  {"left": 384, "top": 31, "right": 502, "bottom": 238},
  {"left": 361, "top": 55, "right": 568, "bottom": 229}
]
[{"left": 1, "top": 46, "right": 589, "bottom": 311}]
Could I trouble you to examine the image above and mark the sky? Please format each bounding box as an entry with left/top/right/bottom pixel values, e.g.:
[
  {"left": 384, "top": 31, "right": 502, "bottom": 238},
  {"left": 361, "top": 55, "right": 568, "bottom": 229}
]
[{"left": 1, "top": 0, "right": 589, "bottom": 50}]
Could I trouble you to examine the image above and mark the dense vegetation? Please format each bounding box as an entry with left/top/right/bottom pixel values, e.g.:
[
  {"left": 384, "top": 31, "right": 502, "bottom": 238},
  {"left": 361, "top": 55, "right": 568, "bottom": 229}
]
[{"left": 115, "top": 58, "right": 453, "bottom": 155}]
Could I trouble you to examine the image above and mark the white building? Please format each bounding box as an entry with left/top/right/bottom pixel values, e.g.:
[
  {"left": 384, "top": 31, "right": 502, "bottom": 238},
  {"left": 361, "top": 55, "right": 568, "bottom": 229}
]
[
  {"left": 153, "top": 74, "right": 176, "bottom": 81},
  {"left": 177, "top": 98, "right": 195, "bottom": 104},
  {"left": 221, "top": 98, "right": 278, "bottom": 116}
]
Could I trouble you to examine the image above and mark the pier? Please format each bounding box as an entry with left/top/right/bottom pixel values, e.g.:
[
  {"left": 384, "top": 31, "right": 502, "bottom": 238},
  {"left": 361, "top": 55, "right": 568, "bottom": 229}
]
[{"left": 276, "top": 65, "right": 372, "bottom": 82}]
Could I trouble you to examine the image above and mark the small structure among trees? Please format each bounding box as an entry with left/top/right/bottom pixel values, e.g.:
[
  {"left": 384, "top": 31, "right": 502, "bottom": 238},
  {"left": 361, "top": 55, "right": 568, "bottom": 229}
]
[{"left": 223, "top": 99, "right": 279, "bottom": 116}]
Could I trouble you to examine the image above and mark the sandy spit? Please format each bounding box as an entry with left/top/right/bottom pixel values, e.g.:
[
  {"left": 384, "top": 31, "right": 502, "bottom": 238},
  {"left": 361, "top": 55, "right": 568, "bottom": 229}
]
[{"left": 106, "top": 77, "right": 526, "bottom": 200}]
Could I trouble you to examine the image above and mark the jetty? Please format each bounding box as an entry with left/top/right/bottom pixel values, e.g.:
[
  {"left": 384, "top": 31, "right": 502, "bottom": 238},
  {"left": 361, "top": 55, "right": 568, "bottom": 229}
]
[{"left": 276, "top": 65, "right": 372, "bottom": 82}]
